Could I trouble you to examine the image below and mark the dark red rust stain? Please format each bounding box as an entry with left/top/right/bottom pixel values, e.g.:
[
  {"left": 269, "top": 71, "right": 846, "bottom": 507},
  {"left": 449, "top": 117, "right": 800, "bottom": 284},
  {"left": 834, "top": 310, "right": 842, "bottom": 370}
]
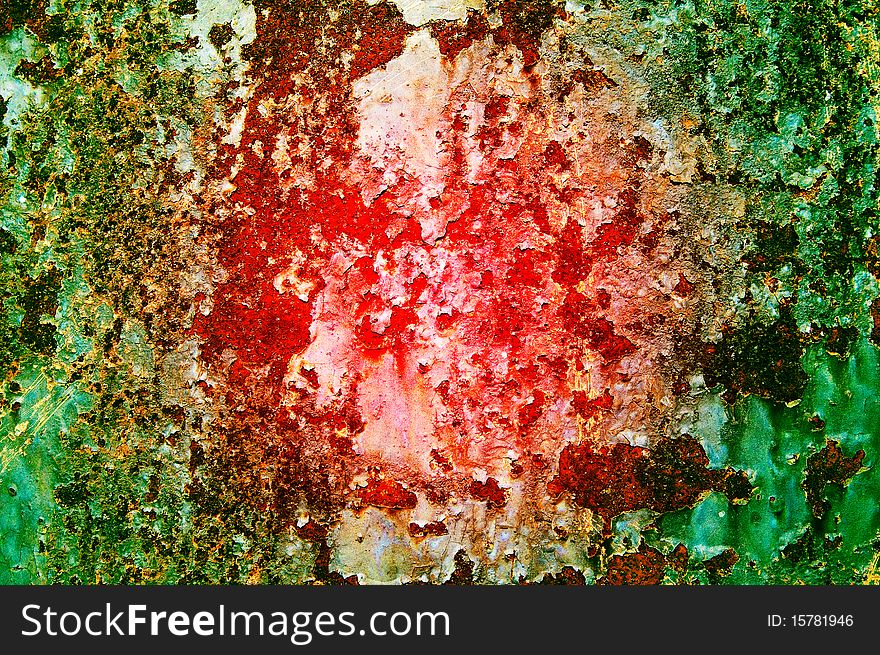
[
  {"left": 600, "top": 543, "right": 695, "bottom": 585},
  {"left": 780, "top": 526, "right": 843, "bottom": 565},
  {"left": 14, "top": 55, "right": 62, "bottom": 85},
  {"left": 702, "top": 547, "right": 739, "bottom": 580},
  {"left": 430, "top": 448, "right": 454, "bottom": 474},
  {"left": 557, "top": 65, "right": 617, "bottom": 100},
  {"left": 668, "top": 543, "right": 689, "bottom": 574},
  {"left": 244, "top": 0, "right": 413, "bottom": 100},
  {"left": 509, "top": 459, "right": 524, "bottom": 478},
  {"left": 802, "top": 439, "right": 865, "bottom": 518},
  {"left": 542, "top": 140, "right": 570, "bottom": 170},
  {"left": 295, "top": 519, "right": 329, "bottom": 542},
  {"left": 538, "top": 566, "right": 586, "bottom": 584},
  {"left": 677, "top": 305, "right": 810, "bottom": 404},
  {"left": 488, "top": 0, "right": 558, "bottom": 68},
  {"left": 517, "top": 389, "right": 546, "bottom": 430},
  {"left": 589, "top": 188, "right": 644, "bottom": 260},
  {"left": 263, "top": 428, "right": 352, "bottom": 517},
  {"left": 674, "top": 273, "right": 695, "bottom": 295},
  {"left": 444, "top": 550, "right": 477, "bottom": 585},
  {"left": 599, "top": 543, "right": 667, "bottom": 585},
  {"left": 0, "top": 0, "right": 46, "bottom": 37},
  {"left": 429, "top": 10, "right": 491, "bottom": 61},
  {"left": 469, "top": 477, "right": 508, "bottom": 508},
  {"left": 549, "top": 221, "right": 593, "bottom": 287},
  {"left": 408, "top": 521, "right": 449, "bottom": 538},
  {"left": 299, "top": 366, "right": 320, "bottom": 389},
  {"left": 549, "top": 435, "right": 751, "bottom": 532},
  {"left": 871, "top": 297, "right": 880, "bottom": 345},
  {"left": 559, "top": 292, "right": 636, "bottom": 361},
  {"left": 429, "top": 1, "right": 561, "bottom": 69},
  {"left": 196, "top": 1, "right": 417, "bottom": 400},
  {"left": 358, "top": 477, "right": 418, "bottom": 510}
]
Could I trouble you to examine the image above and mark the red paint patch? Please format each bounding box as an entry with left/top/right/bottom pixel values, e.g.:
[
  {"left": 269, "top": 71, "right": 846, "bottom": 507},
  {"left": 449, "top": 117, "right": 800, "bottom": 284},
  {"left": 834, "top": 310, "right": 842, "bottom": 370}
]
[
  {"left": 571, "top": 389, "right": 614, "bottom": 419},
  {"left": 359, "top": 478, "right": 418, "bottom": 510},
  {"left": 429, "top": 11, "right": 491, "bottom": 61},
  {"left": 674, "top": 274, "right": 695, "bottom": 295},
  {"left": 518, "top": 389, "right": 546, "bottom": 428}
]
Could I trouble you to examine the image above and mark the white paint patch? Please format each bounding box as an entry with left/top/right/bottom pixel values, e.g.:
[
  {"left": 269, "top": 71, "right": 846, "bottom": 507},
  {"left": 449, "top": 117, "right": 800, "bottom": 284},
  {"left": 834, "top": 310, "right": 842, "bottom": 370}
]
[
  {"left": 353, "top": 29, "right": 450, "bottom": 199},
  {"left": 385, "top": 0, "right": 485, "bottom": 26},
  {"left": 0, "top": 29, "right": 46, "bottom": 128},
  {"left": 186, "top": 0, "right": 257, "bottom": 67}
]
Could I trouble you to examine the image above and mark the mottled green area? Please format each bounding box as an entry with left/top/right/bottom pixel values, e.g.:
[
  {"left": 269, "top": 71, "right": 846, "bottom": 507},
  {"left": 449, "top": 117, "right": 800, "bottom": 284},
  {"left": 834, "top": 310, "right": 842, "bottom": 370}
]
[
  {"left": 586, "top": 0, "right": 880, "bottom": 583},
  {"left": 598, "top": 0, "right": 879, "bottom": 582},
  {"left": 1, "top": 363, "right": 91, "bottom": 582},
  {"left": 658, "top": 340, "right": 879, "bottom": 583},
  {"left": 1, "top": 0, "right": 878, "bottom": 583},
  {"left": 0, "top": 0, "right": 326, "bottom": 585},
  {"left": 0, "top": 1, "right": 299, "bottom": 583},
  {"left": 592, "top": 0, "right": 880, "bottom": 375}
]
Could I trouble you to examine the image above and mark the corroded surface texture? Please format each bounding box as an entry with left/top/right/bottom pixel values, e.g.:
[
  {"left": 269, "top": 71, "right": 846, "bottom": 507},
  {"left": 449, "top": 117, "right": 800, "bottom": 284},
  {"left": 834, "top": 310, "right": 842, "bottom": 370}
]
[{"left": 1, "top": 0, "right": 879, "bottom": 584}]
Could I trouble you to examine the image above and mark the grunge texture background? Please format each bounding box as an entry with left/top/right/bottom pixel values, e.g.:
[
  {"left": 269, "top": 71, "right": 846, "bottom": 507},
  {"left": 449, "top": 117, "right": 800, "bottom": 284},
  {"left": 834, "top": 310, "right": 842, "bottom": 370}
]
[{"left": 1, "top": 0, "right": 879, "bottom": 584}]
